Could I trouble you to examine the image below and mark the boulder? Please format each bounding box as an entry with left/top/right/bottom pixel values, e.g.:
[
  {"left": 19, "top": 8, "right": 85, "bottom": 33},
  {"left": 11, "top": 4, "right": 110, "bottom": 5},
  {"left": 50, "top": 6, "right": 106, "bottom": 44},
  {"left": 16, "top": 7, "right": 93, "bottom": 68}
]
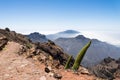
[{"left": 53, "top": 73, "right": 62, "bottom": 79}]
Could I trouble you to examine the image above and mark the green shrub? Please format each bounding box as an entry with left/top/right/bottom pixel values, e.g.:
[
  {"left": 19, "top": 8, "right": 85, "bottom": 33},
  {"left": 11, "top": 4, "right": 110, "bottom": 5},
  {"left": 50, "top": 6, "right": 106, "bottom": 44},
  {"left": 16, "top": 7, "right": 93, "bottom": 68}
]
[
  {"left": 5, "top": 27, "right": 10, "bottom": 32},
  {"left": 26, "top": 43, "right": 32, "bottom": 49}
]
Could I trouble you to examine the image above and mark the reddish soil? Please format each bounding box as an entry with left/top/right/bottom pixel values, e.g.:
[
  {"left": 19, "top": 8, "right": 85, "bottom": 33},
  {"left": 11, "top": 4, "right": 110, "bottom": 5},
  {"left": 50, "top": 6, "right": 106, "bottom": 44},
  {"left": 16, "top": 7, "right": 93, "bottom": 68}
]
[
  {"left": 0, "top": 42, "right": 97, "bottom": 80},
  {"left": 0, "top": 42, "right": 55, "bottom": 80},
  {"left": 61, "top": 70, "right": 96, "bottom": 80}
]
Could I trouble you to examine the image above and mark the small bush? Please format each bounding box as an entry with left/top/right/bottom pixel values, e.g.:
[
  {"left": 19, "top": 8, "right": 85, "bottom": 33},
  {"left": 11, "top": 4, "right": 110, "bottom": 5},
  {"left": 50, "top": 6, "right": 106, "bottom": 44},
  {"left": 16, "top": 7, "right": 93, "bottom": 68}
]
[
  {"left": 26, "top": 43, "right": 32, "bottom": 49},
  {"left": 5, "top": 27, "right": 10, "bottom": 32}
]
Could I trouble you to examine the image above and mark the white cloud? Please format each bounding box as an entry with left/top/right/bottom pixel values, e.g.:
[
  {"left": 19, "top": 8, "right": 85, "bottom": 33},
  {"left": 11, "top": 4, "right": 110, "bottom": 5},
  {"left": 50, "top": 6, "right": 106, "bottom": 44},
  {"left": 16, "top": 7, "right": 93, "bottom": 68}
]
[{"left": 81, "top": 31, "right": 120, "bottom": 46}]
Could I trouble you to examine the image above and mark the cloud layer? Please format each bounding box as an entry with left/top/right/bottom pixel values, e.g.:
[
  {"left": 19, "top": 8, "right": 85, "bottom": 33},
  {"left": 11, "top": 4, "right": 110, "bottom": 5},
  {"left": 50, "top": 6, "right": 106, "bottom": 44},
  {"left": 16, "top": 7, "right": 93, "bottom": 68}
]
[{"left": 81, "top": 31, "right": 120, "bottom": 46}]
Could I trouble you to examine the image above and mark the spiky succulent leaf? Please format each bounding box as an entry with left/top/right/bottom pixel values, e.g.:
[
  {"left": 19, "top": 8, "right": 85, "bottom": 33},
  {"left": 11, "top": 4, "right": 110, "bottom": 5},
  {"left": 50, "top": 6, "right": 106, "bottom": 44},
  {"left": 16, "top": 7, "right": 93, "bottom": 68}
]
[
  {"left": 64, "top": 55, "right": 72, "bottom": 69},
  {"left": 72, "top": 40, "right": 91, "bottom": 71}
]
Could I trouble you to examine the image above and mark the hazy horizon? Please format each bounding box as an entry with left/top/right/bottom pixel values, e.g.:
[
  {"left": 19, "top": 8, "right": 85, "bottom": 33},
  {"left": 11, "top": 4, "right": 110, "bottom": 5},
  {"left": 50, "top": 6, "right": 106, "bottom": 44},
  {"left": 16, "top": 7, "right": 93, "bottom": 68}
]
[{"left": 20, "top": 29, "right": 120, "bottom": 46}]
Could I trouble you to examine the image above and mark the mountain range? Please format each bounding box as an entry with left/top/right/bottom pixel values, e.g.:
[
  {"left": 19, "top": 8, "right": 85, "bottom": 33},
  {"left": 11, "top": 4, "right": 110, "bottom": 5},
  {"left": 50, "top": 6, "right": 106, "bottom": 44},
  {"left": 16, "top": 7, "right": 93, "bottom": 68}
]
[
  {"left": 27, "top": 30, "right": 120, "bottom": 67},
  {"left": 55, "top": 35, "right": 120, "bottom": 67}
]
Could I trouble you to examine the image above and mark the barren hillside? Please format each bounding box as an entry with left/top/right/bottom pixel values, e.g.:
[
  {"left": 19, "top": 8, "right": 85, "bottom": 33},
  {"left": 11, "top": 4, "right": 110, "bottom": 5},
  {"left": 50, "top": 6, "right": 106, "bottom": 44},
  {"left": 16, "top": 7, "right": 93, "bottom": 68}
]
[{"left": 0, "top": 28, "right": 104, "bottom": 80}]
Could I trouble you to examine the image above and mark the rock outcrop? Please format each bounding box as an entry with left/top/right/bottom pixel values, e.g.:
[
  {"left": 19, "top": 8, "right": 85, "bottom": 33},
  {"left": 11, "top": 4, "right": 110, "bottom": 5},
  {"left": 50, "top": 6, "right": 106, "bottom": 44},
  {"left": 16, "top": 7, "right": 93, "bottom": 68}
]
[
  {"left": 91, "top": 57, "right": 120, "bottom": 79},
  {"left": 27, "top": 40, "right": 74, "bottom": 68},
  {"left": 0, "top": 34, "right": 8, "bottom": 50}
]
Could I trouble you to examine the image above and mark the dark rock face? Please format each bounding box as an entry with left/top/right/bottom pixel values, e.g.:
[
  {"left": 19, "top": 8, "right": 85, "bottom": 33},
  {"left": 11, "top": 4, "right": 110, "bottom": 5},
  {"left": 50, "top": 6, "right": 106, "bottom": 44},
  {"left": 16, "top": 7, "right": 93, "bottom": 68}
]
[
  {"left": 103, "top": 57, "right": 115, "bottom": 63},
  {"left": 34, "top": 40, "right": 74, "bottom": 66},
  {"left": 26, "top": 32, "right": 48, "bottom": 43},
  {"left": 116, "top": 58, "right": 120, "bottom": 64},
  {"left": 114, "top": 69, "right": 120, "bottom": 78},
  {"left": 25, "top": 39, "right": 74, "bottom": 70},
  {"left": 91, "top": 57, "right": 120, "bottom": 79},
  {"left": 0, "top": 36, "right": 8, "bottom": 50}
]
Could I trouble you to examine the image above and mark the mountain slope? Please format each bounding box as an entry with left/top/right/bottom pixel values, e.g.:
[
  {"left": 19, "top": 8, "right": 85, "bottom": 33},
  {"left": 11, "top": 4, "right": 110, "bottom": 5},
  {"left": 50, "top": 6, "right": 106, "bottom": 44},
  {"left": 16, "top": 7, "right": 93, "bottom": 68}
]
[
  {"left": 55, "top": 35, "right": 120, "bottom": 67},
  {"left": 0, "top": 28, "right": 31, "bottom": 45}
]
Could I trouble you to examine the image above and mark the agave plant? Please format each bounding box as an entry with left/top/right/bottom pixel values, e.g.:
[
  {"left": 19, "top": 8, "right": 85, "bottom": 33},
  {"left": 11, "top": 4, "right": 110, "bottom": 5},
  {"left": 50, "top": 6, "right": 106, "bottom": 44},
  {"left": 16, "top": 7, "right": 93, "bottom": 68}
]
[
  {"left": 64, "top": 55, "right": 72, "bottom": 69},
  {"left": 72, "top": 40, "right": 91, "bottom": 71}
]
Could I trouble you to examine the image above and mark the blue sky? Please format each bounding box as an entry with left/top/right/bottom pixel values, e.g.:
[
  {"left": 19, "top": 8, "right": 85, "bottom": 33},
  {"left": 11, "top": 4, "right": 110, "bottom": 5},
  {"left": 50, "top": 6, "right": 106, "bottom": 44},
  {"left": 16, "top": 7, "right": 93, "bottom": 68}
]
[
  {"left": 0, "top": 0, "right": 120, "bottom": 45},
  {"left": 0, "top": 0, "right": 120, "bottom": 32}
]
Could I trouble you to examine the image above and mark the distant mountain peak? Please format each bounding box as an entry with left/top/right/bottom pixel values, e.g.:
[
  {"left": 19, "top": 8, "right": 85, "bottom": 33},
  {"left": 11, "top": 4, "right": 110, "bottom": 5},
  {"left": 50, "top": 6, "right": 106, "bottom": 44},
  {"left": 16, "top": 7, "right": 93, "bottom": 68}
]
[
  {"left": 30, "top": 32, "right": 39, "bottom": 35},
  {"left": 26, "top": 32, "right": 48, "bottom": 43},
  {"left": 75, "top": 35, "right": 86, "bottom": 39},
  {"left": 59, "top": 30, "right": 80, "bottom": 34},
  {"left": 29, "top": 32, "right": 46, "bottom": 38},
  {"left": 46, "top": 30, "right": 80, "bottom": 40}
]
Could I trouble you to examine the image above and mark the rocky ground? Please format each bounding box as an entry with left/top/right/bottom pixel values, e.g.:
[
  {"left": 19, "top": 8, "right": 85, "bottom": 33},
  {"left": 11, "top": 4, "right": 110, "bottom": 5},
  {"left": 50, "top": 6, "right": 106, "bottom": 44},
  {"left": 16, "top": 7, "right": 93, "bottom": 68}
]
[
  {"left": 0, "top": 42, "right": 55, "bottom": 80},
  {"left": 0, "top": 41, "right": 96, "bottom": 80},
  {"left": 91, "top": 57, "right": 120, "bottom": 80},
  {"left": 0, "top": 28, "right": 97, "bottom": 80},
  {"left": 0, "top": 28, "right": 120, "bottom": 80}
]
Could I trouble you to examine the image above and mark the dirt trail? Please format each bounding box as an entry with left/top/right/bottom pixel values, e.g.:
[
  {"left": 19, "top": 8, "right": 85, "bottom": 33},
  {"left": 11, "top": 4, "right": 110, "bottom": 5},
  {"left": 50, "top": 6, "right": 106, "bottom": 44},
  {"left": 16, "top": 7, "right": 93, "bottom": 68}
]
[
  {"left": 0, "top": 41, "right": 99, "bottom": 80},
  {"left": 0, "top": 42, "right": 55, "bottom": 80}
]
